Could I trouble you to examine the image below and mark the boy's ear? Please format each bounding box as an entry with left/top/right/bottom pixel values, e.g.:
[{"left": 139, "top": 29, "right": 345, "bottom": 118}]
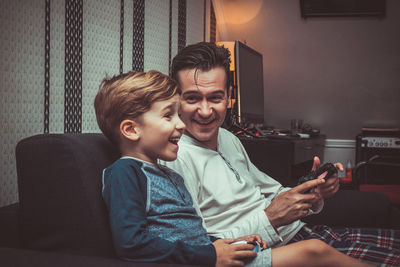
[{"left": 120, "top": 119, "right": 140, "bottom": 141}]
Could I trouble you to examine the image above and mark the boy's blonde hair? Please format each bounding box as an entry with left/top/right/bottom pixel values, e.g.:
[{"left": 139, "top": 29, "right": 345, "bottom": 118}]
[{"left": 94, "top": 70, "right": 180, "bottom": 146}]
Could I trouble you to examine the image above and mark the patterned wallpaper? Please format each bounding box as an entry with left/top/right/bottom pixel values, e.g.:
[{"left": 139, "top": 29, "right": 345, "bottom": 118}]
[
  {"left": 0, "top": 0, "right": 210, "bottom": 207},
  {"left": 1, "top": 0, "right": 45, "bottom": 207},
  {"left": 144, "top": 0, "right": 170, "bottom": 74}
]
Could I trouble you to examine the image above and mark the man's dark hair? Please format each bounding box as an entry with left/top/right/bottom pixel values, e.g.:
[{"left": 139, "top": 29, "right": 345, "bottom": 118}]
[{"left": 170, "top": 42, "right": 231, "bottom": 91}]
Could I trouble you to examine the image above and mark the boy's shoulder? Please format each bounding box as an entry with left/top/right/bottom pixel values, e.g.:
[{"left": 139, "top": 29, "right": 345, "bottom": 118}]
[
  {"left": 106, "top": 157, "right": 143, "bottom": 171},
  {"left": 104, "top": 157, "right": 147, "bottom": 183}
]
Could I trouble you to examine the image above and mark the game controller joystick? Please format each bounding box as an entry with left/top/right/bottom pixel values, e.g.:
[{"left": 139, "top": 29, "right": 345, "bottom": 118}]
[
  {"left": 298, "top": 163, "right": 338, "bottom": 185},
  {"left": 231, "top": 240, "right": 261, "bottom": 252}
]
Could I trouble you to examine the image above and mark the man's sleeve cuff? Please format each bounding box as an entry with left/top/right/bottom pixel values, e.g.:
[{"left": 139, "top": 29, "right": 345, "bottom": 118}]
[
  {"left": 258, "top": 209, "right": 284, "bottom": 247},
  {"left": 309, "top": 199, "right": 324, "bottom": 215}
]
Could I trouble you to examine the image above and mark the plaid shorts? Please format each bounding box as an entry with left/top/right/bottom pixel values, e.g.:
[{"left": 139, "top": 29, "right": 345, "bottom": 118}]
[{"left": 289, "top": 225, "right": 400, "bottom": 266}]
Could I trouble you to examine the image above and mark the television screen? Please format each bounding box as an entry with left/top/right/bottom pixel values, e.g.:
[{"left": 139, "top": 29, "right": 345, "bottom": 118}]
[{"left": 234, "top": 41, "right": 264, "bottom": 124}]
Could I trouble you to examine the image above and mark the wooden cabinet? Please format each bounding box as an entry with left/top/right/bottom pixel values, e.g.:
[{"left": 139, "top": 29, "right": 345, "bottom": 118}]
[{"left": 239, "top": 136, "right": 325, "bottom": 187}]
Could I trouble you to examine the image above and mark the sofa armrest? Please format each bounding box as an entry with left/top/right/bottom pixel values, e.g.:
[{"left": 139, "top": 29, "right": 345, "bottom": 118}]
[
  {"left": 16, "top": 133, "right": 120, "bottom": 256},
  {"left": 302, "top": 190, "right": 391, "bottom": 228},
  {"left": 0, "top": 203, "right": 19, "bottom": 248}
]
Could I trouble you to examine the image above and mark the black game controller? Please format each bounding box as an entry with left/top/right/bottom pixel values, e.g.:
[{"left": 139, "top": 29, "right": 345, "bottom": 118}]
[{"left": 298, "top": 163, "right": 338, "bottom": 185}]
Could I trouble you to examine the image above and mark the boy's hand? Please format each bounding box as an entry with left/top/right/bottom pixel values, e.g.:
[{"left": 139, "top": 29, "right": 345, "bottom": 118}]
[
  {"left": 233, "top": 234, "right": 268, "bottom": 250},
  {"left": 213, "top": 239, "right": 257, "bottom": 267}
]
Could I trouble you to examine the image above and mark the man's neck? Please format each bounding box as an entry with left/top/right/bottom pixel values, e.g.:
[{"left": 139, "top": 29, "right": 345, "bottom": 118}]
[{"left": 183, "top": 131, "right": 218, "bottom": 151}]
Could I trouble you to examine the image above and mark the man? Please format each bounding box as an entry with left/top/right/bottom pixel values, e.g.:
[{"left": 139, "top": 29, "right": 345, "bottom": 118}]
[{"left": 162, "top": 42, "right": 399, "bottom": 266}]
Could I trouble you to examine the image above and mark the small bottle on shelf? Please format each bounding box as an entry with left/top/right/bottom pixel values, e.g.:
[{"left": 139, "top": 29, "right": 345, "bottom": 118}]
[{"left": 340, "top": 160, "right": 353, "bottom": 185}]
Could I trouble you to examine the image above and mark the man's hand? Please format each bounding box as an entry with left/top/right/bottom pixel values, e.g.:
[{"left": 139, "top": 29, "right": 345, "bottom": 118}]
[
  {"left": 265, "top": 179, "right": 325, "bottom": 229},
  {"left": 312, "top": 157, "right": 343, "bottom": 199},
  {"left": 213, "top": 238, "right": 257, "bottom": 267},
  {"left": 233, "top": 234, "right": 268, "bottom": 250}
]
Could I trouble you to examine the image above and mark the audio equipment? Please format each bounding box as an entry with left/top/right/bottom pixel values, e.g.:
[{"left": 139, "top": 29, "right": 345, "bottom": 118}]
[{"left": 355, "top": 128, "right": 400, "bottom": 185}]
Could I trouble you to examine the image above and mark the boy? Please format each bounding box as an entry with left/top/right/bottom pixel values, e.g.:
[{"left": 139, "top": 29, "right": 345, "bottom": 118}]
[
  {"left": 94, "top": 70, "right": 372, "bottom": 267},
  {"left": 94, "top": 70, "right": 265, "bottom": 266}
]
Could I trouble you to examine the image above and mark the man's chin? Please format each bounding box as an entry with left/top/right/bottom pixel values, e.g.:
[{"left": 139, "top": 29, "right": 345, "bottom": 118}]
[
  {"left": 185, "top": 128, "right": 217, "bottom": 143},
  {"left": 194, "top": 134, "right": 214, "bottom": 143}
]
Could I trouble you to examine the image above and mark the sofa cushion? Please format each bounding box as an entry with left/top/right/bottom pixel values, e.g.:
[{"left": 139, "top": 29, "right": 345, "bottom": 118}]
[
  {"left": 0, "top": 203, "right": 19, "bottom": 248},
  {"left": 302, "top": 189, "right": 391, "bottom": 228},
  {"left": 16, "top": 133, "right": 120, "bottom": 257},
  {"left": 359, "top": 184, "right": 400, "bottom": 205},
  {"left": 0, "top": 247, "right": 198, "bottom": 267}
]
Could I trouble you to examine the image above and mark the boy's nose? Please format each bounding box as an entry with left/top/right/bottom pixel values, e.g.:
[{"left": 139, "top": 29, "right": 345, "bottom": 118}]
[{"left": 176, "top": 117, "right": 185, "bottom": 130}]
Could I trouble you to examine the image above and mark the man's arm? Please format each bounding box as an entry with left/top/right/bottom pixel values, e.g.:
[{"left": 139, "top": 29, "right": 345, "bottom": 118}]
[
  {"left": 238, "top": 140, "right": 325, "bottom": 230},
  {"left": 264, "top": 179, "right": 325, "bottom": 229},
  {"left": 264, "top": 157, "right": 343, "bottom": 229},
  {"left": 163, "top": 154, "right": 284, "bottom": 247}
]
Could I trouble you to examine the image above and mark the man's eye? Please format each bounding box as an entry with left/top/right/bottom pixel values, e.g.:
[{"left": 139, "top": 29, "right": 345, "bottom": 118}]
[
  {"left": 185, "top": 96, "right": 199, "bottom": 103},
  {"left": 209, "top": 96, "right": 224, "bottom": 102}
]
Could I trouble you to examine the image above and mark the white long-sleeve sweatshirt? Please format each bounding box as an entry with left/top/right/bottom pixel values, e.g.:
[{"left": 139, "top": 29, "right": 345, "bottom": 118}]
[{"left": 161, "top": 127, "right": 323, "bottom": 247}]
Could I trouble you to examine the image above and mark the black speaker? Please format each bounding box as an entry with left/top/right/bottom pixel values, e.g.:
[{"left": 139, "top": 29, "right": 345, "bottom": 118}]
[
  {"left": 356, "top": 133, "right": 400, "bottom": 184},
  {"left": 300, "top": 0, "right": 386, "bottom": 18}
]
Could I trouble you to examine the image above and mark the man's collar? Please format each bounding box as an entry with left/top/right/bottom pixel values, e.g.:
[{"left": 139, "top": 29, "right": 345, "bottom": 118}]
[{"left": 180, "top": 128, "right": 221, "bottom": 151}]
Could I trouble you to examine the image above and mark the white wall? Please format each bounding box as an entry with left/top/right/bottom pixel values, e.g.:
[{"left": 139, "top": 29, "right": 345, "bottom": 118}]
[
  {"left": 215, "top": 0, "right": 400, "bottom": 167},
  {"left": 323, "top": 139, "right": 356, "bottom": 177},
  {"left": 216, "top": 0, "right": 400, "bottom": 140}
]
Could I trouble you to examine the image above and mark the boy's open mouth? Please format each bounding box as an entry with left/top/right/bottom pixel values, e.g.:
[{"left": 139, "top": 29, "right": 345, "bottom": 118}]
[{"left": 169, "top": 137, "right": 180, "bottom": 145}]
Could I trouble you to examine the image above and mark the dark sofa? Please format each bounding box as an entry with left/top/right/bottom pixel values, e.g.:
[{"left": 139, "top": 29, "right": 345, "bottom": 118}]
[{"left": 0, "top": 133, "right": 398, "bottom": 266}]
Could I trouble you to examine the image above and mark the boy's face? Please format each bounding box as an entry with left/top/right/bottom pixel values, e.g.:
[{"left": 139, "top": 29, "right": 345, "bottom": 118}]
[
  {"left": 177, "top": 67, "right": 230, "bottom": 150},
  {"left": 134, "top": 94, "right": 185, "bottom": 164}
]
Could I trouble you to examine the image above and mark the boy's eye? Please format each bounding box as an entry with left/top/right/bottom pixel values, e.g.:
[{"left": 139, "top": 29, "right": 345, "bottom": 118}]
[{"left": 164, "top": 113, "right": 172, "bottom": 119}]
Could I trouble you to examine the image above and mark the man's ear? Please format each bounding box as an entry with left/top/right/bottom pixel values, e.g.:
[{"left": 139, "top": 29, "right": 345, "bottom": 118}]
[
  {"left": 226, "top": 86, "right": 232, "bottom": 107},
  {"left": 120, "top": 119, "right": 140, "bottom": 141}
]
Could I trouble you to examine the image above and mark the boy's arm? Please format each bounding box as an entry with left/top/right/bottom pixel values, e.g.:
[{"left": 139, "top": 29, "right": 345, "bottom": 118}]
[{"left": 102, "top": 162, "right": 216, "bottom": 266}]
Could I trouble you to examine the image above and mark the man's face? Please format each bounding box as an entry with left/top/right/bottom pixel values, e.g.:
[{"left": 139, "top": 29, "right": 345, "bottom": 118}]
[{"left": 177, "top": 67, "right": 230, "bottom": 150}]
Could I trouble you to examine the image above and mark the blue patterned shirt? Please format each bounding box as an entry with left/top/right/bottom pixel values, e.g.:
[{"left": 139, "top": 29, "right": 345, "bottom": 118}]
[{"left": 102, "top": 157, "right": 216, "bottom": 265}]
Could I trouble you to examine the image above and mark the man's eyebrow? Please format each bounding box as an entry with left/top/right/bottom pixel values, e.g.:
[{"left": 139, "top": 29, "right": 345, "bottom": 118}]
[
  {"left": 181, "top": 90, "right": 200, "bottom": 96},
  {"left": 182, "top": 90, "right": 225, "bottom": 96},
  {"left": 209, "top": 90, "right": 226, "bottom": 95}
]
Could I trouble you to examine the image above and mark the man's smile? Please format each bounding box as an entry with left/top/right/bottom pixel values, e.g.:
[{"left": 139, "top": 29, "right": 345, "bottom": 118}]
[{"left": 193, "top": 117, "right": 216, "bottom": 126}]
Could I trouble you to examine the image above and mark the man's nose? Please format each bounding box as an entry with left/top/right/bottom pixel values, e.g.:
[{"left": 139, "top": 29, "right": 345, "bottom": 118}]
[{"left": 197, "top": 100, "right": 213, "bottom": 117}]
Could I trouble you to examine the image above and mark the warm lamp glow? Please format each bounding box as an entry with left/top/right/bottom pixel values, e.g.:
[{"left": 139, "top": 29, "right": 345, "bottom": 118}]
[{"left": 216, "top": 0, "right": 263, "bottom": 25}]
